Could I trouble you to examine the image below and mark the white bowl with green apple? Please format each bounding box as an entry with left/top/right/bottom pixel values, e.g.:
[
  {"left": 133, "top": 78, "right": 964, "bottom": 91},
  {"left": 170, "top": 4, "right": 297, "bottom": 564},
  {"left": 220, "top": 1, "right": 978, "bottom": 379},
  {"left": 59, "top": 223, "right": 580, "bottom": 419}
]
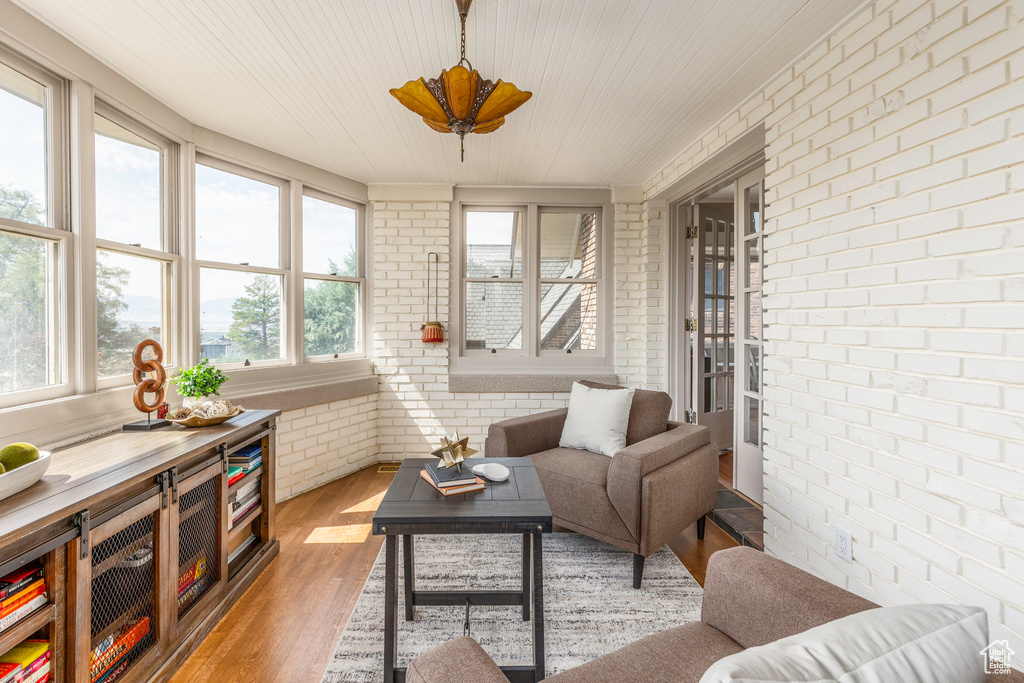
[{"left": 0, "top": 443, "right": 51, "bottom": 502}]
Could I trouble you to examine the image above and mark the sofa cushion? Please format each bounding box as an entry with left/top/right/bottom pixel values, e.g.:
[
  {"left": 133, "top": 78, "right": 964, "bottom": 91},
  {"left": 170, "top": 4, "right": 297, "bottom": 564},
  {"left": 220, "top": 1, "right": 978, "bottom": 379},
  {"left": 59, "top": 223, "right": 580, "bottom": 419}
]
[
  {"left": 529, "top": 448, "right": 636, "bottom": 545},
  {"left": 406, "top": 636, "right": 509, "bottom": 683},
  {"left": 580, "top": 381, "right": 672, "bottom": 445},
  {"left": 560, "top": 382, "right": 635, "bottom": 456},
  {"left": 699, "top": 604, "right": 989, "bottom": 683},
  {"left": 545, "top": 621, "right": 743, "bottom": 683}
]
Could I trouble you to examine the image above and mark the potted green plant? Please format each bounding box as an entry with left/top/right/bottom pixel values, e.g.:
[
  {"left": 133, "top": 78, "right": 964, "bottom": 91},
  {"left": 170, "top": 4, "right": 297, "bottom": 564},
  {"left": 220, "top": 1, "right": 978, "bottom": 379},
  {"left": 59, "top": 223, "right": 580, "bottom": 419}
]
[{"left": 171, "top": 359, "right": 230, "bottom": 408}]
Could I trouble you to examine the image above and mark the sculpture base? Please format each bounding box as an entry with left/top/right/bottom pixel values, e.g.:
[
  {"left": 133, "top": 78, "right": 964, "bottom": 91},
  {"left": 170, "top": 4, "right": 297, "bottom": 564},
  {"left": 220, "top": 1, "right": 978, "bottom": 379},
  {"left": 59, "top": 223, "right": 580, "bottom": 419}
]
[{"left": 123, "top": 418, "right": 171, "bottom": 431}]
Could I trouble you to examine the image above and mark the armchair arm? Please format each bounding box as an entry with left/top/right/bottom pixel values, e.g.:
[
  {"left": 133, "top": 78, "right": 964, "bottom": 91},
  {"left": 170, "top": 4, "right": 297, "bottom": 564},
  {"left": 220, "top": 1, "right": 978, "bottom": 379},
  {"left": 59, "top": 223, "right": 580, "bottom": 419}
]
[
  {"left": 701, "top": 546, "right": 878, "bottom": 648},
  {"left": 407, "top": 637, "right": 509, "bottom": 683},
  {"left": 484, "top": 408, "right": 568, "bottom": 458},
  {"left": 607, "top": 422, "right": 713, "bottom": 544}
]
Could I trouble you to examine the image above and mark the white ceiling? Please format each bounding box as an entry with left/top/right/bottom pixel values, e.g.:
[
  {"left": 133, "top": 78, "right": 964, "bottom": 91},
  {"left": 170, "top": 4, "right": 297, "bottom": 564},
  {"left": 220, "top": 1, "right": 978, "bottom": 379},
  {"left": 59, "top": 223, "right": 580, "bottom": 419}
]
[{"left": 12, "top": 0, "right": 864, "bottom": 187}]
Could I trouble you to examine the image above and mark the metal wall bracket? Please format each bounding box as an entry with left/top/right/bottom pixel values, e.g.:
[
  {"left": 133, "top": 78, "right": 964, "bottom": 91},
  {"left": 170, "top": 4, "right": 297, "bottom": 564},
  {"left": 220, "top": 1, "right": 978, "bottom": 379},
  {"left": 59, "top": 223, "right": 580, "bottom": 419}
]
[
  {"left": 684, "top": 318, "right": 697, "bottom": 332},
  {"left": 685, "top": 409, "right": 698, "bottom": 424},
  {"left": 686, "top": 226, "right": 698, "bottom": 239},
  {"left": 76, "top": 510, "right": 90, "bottom": 560}
]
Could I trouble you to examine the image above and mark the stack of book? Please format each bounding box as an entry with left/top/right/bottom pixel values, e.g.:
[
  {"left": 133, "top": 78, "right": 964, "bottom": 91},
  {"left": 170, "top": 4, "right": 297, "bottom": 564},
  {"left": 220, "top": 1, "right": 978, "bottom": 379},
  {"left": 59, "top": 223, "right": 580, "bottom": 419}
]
[
  {"left": 228, "top": 474, "right": 261, "bottom": 531},
  {"left": 0, "top": 565, "right": 47, "bottom": 633},
  {"left": 229, "top": 444, "right": 262, "bottom": 474},
  {"left": 0, "top": 639, "right": 49, "bottom": 683},
  {"left": 420, "top": 461, "right": 485, "bottom": 496},
  {"left": 89, "top": 616, "right": 149, "bottom": 683},
  {"left": 177, "top": 552, "right": 209, "bottom": 613}
]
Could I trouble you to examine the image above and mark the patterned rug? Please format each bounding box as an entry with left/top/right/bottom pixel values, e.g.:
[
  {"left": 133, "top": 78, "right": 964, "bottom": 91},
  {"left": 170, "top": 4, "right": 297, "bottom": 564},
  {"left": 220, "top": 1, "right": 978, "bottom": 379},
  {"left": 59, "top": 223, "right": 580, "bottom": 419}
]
[{"left": 321, "top": 533, "right": 703, "bottom": 682}]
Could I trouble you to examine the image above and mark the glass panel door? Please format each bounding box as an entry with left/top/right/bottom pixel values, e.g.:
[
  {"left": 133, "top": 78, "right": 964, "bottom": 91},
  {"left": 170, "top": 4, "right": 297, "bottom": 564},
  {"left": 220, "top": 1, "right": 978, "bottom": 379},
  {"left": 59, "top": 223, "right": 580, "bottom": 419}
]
[{"left": 734, "top": 167, "right": 765, "bottom": 505}]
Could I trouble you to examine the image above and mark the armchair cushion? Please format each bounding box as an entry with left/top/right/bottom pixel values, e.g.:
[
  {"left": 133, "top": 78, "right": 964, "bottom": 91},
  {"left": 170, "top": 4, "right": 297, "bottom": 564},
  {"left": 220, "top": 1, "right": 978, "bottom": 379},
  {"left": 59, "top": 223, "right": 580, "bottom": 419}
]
[
  {"left": 559, "top": 382, "right": 635, "bottom": 456},
  {"left": 406, "top": 637, "right": 509, "bottom": 683},
  {"left": 580, "top": 381, "right": 672, "bottom": 445}
]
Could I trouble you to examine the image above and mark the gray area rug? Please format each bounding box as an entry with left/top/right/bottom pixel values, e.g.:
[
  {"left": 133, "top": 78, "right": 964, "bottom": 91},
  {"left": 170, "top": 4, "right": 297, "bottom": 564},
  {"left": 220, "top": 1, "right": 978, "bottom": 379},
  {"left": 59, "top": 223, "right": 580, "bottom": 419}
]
[{"left": 322, "top": 533, "right": 702, "bottom": 682}]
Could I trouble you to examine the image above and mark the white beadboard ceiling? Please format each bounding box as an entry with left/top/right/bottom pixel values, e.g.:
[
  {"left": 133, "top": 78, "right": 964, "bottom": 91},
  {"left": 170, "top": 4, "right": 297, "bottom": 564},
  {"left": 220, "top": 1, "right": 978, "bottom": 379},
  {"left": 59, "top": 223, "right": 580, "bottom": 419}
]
[{"left": 12, "top": 0, "right": 863, "bottom": 187}]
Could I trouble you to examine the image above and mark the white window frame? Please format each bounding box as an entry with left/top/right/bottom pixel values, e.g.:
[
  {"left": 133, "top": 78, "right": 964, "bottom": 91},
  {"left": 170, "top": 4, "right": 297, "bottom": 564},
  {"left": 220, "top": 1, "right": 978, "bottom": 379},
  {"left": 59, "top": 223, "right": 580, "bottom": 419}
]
[
  {"left": 0, "top": 46, "right": 70, "bottom": 409},
  {"left": 299, "top": 187, "right": 366, "bottom": 362},
  {"left": 194, "top": 153, "right": 291, "bottom": 370},
  {"left": 94, "top": 101, "right": 180, "bottom": 390},
  {"left": 452, "top": 192, "right": 614, "bottom": 374}
]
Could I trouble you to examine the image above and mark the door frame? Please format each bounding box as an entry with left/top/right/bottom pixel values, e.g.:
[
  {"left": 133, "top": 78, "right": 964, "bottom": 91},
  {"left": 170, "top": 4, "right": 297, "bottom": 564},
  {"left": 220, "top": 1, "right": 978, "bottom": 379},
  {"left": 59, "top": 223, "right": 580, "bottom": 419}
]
[{"left": 666, "top": 153, "right": 765, "bottom": 486}]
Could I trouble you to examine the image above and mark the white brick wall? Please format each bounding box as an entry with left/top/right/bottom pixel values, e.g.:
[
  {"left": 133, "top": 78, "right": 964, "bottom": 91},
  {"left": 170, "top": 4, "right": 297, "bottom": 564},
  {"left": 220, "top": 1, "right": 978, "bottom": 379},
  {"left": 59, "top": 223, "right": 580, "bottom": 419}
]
[
  {"left": 275, "top": 394, "right": 379, "bottom": 502},
  {"left": 370, "top": 188, "right": 573, "bottom": 460},
  {"left": 640, "top": 0, "right": 1024, "bottom": 661}
]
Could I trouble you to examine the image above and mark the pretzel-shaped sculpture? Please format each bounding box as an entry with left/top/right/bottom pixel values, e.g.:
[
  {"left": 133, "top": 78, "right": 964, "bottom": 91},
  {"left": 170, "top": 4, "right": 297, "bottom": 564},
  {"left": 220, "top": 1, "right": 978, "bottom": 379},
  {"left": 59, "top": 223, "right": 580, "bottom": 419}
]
[{"left": 131, "top": 339, "right": 167, "bottom": 413}]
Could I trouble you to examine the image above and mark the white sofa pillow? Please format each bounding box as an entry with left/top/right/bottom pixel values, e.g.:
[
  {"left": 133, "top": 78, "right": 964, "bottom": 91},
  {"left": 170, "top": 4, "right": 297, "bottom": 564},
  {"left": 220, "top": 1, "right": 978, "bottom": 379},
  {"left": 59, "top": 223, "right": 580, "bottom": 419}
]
[
  {"left": 699, "top": 604, "right": 989, "bottom": 683},
  {"left": 559, "top": 382, "right": 635, "bottom": 457}
]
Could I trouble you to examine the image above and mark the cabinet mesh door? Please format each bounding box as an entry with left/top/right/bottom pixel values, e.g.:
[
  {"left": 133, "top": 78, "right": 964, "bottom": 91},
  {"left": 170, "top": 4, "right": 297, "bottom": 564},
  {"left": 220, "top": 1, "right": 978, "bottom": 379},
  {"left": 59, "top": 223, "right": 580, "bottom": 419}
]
[
  {"left": 177, "top": 476, "right": 220, "bottom": 617},
  {"left": 90, "top": 513, "right": 157, "bottom": 683}
]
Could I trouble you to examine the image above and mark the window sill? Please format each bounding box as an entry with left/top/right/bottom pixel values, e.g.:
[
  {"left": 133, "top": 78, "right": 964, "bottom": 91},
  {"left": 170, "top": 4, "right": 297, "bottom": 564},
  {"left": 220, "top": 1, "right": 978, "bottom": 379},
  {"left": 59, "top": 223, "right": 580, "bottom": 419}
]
[
  {"left": 0, "top": 358, "right": 375, "bottom": 449},
  {"left": 448, "top": 372, "right": 619, "bottom": 394}
]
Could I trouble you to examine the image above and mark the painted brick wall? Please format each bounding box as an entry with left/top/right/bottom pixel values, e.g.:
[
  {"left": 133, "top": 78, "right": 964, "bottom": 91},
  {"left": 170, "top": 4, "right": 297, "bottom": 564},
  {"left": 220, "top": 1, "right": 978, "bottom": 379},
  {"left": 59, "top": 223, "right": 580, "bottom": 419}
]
[
  {"left": 639, "top": 0, "right": 1024, "bottom": 660},
  {"left": 275, "top": 394, "right": 378, "bottom": 502},
  {"left": 370, "top": 186, "right": 572, "bottom": 460}
]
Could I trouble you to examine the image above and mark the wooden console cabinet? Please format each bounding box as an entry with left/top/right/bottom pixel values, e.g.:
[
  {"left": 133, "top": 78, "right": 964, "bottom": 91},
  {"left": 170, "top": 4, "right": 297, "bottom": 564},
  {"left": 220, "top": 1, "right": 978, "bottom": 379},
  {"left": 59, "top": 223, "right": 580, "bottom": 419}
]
[{"left": 0, "top": 409, "right": 280, "bottom": 683}]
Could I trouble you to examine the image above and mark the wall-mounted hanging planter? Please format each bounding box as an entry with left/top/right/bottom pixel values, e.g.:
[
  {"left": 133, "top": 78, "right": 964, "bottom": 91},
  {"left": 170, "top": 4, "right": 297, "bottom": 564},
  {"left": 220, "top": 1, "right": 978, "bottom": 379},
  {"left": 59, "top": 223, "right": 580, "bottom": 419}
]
[{"left": 422, "top": 252, "right": 445, "bottom": 344}]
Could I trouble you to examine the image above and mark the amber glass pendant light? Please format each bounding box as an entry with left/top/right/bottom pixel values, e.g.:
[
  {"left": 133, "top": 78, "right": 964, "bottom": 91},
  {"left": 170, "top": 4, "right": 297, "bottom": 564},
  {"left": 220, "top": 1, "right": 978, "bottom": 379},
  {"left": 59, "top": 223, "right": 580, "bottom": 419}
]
[{"left": 390, "top": 0, "right": 532, "bottom": 161}]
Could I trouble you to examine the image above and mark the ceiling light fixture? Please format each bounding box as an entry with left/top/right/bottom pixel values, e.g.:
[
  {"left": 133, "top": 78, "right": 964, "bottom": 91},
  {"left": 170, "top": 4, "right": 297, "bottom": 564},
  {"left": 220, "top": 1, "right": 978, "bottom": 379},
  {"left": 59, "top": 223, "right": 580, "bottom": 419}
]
[{"left": 389, "top": 0, "right": 532, "bottom": 162}]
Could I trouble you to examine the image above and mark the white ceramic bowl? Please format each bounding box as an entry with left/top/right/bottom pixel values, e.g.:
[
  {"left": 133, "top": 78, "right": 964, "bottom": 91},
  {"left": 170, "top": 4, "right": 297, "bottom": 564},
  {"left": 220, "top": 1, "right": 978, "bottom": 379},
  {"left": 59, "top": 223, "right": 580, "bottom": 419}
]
[
  {"left": 0, "top": 451, "right": 51, "bottom": 502},
  {"left": 472, "top": 462, "right": 510, "bottom": 482}
]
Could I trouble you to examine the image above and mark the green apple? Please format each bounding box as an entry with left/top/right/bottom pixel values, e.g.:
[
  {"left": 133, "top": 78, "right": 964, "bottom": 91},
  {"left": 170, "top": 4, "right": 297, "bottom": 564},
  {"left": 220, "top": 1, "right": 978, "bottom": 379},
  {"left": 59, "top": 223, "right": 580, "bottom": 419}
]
[{"left": 0, "top": 443, "right": 40, "bottom": 472}]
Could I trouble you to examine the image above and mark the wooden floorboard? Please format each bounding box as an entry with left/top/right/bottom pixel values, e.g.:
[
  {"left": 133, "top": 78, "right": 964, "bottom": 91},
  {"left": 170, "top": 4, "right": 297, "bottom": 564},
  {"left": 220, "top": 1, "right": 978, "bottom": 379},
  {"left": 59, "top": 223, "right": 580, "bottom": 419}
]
[{"left": 170, "top": 462, "right": 738, "bottom": 683}]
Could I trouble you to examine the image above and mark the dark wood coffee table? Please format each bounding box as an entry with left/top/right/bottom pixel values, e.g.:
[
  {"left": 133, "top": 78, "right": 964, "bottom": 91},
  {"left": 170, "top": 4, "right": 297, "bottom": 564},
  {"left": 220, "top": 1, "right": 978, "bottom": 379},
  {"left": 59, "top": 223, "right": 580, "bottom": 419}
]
[{"left": 372, "top": 458, "right": 553, "bottom": 683}]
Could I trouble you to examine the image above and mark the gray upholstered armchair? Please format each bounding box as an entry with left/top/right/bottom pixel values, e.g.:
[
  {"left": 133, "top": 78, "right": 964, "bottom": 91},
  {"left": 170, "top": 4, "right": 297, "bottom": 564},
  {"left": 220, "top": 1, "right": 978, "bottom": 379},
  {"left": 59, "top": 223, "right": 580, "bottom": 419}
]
[{"left": 484, "top": 381, "right": 719, "bottom": 588}]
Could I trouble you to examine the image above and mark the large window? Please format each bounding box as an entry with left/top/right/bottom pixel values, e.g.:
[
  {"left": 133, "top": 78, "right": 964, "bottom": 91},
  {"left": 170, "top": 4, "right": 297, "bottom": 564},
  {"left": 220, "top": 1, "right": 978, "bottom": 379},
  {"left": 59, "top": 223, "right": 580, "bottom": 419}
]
[
  {"left": 461, "top": 206, "right": 603, "bottom": 362},
  {"left": 0, "top": 52, "right": 66, "bottom": 403},
  {"left": 196, "top": 159, "right": 286, "bottom": 366},
  {"left": 302, "top": 191, "right": 362, "bottom": 358},
  {"left": 94, "top": 107, "right": 175, "bottom": 380}
]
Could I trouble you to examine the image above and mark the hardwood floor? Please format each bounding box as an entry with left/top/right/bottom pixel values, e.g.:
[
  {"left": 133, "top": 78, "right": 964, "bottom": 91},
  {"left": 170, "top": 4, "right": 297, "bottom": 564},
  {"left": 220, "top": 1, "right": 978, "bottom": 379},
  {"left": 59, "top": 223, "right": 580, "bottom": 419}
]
[{"left": 171, "top": 463, "right": 738, "bottom": 683}]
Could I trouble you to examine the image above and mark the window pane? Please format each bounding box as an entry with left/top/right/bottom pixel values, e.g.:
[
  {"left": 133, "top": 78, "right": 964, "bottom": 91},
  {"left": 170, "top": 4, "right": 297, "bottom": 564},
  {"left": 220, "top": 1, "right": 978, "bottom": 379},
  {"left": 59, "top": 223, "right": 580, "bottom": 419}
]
[
  {"left": 539, "top": 282, "right": 597, "bottom": 351},
  {"left": 465, "top": 282, "right": 522, "bottom": 350},
  {"left": 0, "top": 230, "right": 58, "bottom": 393},
  {"left": 745, "top": 291, "right": 762, "bottom": 341},
  {"left": 95, "top": 114, "right": 162, "bottom": 249},
  {"left": 745, "top": 183, "right": 761, "bottom": 235},
  {"left": 195, "top": 164, "right": 280, "bottom": 267},
  {"left": 304, "top": 278, "right": 358, "bottom": 356},
  {"left": 745, "top": 396, "right": 761, "bottom": 446},
  {"left": 97, "top": 250, "right": 167, "bottom": 378},
  {"left": 303, "top": 195, "right": 357, "bottom": 276},
  {"left": 0, "top": 62, "right": 47, "bottom": 227},
  {"left": 465, "top": 211, "right": 522, "bottom": 278},
  {"left": 200, "top": 268, "right": 283, "bottom": 363},
  {"left": 539, "top": 211, "right": 597, "bottom": 279}
]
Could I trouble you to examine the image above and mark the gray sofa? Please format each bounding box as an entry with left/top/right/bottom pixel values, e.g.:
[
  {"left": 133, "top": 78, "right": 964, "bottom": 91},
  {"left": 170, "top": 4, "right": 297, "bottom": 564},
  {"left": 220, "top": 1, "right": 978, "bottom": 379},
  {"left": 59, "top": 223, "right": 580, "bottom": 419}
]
[
  {"left": 407, "top": 546, "right": 1024, "bottom": 683},
  {"left": 484, "top": 381, "right": 720, "bottom": 588}
]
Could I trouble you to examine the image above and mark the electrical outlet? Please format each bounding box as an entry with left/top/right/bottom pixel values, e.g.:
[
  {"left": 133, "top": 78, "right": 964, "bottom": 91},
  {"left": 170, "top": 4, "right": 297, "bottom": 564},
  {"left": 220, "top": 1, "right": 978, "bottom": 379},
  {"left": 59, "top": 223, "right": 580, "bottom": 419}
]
[{"left": 836, "top": 526, "right": 853, "bottom": 563}]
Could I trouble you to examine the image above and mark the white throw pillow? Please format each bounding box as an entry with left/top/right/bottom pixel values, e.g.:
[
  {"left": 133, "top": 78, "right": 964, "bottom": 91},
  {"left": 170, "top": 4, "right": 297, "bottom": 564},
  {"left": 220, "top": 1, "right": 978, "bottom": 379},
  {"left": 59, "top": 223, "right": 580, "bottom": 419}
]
[
  {"left": 699, "top": 604, "right": 989, "bottom": 683},
  {"left": 558, "top": 382, "right": 635, "bottom": 457}
]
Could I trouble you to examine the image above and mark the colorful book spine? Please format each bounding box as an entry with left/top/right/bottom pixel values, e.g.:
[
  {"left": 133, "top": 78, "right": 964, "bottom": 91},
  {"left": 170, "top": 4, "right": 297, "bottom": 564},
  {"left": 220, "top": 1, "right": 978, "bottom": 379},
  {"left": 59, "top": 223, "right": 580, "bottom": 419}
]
[
  {"left": 231, "top": 477, "right": 260, "bottom": 505},
  {"left": 227, "top": 467, "right": 245, "bottom": 486},
  {"left": 0, "top": 663, "right": 19, "bottom": 683},
  {"left": 89, "top": 616, "right": 149, "bottom": 683},
  {"left": 177, "top": 574, "right": 209, "bottom": 612},
  {"left": 0, "top": 579, "right": 45, "bottom": 616},
  {"left": 22, "top": 665, "right": 50, "bottom": 683},
  {"left": 178, "top": 554, "right": 208, "bottom": 596},
  {"left": 228, "top": 498, "right": 260, "bottom": 530},
  {"left": 0, "top": 594, "right": 47, "bottom": 632},
  {"left": 21, "top": 650, "right": 50, "bottom": 680},
  {"left": 419, "top": 469, "right": 486, "bottom": 496},
  {"left": 0, "top": 566, "right": 43, "bottom": 602}
]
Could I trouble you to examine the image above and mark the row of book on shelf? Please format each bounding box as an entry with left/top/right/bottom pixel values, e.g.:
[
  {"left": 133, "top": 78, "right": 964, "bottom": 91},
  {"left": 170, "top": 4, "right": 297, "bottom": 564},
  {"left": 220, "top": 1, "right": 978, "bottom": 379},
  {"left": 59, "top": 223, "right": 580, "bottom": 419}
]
[
  {"left": 419, "top": 461, "right": 486, "bottom": 496},
  {"left": 0, "top": 564, "right": 49, "bottom": 683},
  {"left": 227, "top": 443, "right": 262, "bottom": 532}
]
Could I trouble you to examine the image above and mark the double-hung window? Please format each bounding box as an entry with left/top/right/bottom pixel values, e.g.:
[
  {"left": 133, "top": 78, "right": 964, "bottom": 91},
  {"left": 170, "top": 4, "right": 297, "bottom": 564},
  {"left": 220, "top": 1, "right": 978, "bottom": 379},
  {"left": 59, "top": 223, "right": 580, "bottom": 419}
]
[
  {"left": 94, "top": 104, "right": 176, "bottom": 382},
  {"left": 460, "top": 205, "right": 605, "bottom": 365},
  {"left": 195, "top": 157, "right": 288, "bottom": 366},
  {"left": 0, "top": 49, "right": 67, "bottom": 406},
  {"left": 301, "top": 190, "right": 363, "bottom": 359}
]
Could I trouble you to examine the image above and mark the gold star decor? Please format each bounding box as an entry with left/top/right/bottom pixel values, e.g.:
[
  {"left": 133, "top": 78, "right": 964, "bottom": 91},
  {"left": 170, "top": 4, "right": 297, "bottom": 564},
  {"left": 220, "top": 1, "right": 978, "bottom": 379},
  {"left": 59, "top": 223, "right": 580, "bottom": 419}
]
[{"left": 430, "top": 431, "right": 477, "bottom": 473}]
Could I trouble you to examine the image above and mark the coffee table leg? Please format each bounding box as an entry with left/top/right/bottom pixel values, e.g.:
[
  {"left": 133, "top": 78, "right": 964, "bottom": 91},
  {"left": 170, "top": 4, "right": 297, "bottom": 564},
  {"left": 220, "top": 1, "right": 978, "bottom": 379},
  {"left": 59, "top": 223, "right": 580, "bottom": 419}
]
[
  {"left": 522, "top": 533, "right": 531, "bottom": 621},
  {"left": 384, "top": 534, "right": 397, "bottom": 683},
  {"left": 532, "top": 532, "right": 544, "bottom": 680},
  {"left": 404, "top": 534, "right": 415, "bottom": 621}
]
